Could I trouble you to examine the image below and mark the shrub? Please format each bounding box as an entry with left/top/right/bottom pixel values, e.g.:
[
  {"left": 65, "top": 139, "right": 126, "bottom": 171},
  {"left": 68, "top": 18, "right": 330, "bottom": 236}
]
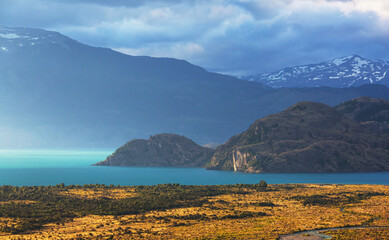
[{"left": 259, "top": 180, "right": 268, "bottom": 189}]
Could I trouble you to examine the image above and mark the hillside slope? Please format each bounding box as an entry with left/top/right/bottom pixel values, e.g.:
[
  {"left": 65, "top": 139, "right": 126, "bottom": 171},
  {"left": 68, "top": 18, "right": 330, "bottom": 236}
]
[
  {"left": 335, "top": 97, "right": 389, "bottom": 133},
  {"left": 94, "top": 134, "right": 215, "bottom": 167},
  {"left": 207, "top": 100, "right": 389, "bottom": 173}
]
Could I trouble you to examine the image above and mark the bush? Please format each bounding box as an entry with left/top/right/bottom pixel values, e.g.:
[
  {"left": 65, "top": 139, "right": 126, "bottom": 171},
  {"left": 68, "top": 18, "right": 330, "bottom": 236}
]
[{"left": 259, "top": 180, "right": 267, "bottom": 189}]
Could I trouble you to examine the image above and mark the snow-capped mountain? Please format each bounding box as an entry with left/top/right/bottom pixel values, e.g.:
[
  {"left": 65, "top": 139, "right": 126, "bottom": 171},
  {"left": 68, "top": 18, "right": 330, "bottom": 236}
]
[
  {"left": 242, "top": 55, "right": 389, "bottom": 88},
  {"left": 0, "top": 26, "right": 76, "bottom": 53}
]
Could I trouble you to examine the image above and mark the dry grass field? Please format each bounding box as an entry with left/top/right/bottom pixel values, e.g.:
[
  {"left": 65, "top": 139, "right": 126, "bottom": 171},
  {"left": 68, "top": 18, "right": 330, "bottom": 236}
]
[{"left": 0, "top": 184, "right": 388, "bottom": 239}]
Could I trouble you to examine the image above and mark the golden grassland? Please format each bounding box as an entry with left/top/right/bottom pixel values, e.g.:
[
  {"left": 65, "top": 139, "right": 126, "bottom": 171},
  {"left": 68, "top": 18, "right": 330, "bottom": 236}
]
[
  {"left": 0, "top": 184, "right": 388, "bottom": 239},
  {"left": 58, "top": 188, "right": 136, "bottom": 200}
]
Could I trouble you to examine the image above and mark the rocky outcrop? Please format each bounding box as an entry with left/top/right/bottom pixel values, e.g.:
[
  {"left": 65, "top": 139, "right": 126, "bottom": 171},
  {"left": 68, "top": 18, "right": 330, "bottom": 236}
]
[
  {"left": 206, "top": 100, "right": 389, "bottom": 173},
  {"left": 94, "top": 134, "right": 215, "bottom": 167}
]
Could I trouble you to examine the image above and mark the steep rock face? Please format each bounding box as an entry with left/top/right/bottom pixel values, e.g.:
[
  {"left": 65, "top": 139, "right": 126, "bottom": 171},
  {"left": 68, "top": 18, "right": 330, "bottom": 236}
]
[
  {"left": 207, "top": 101, "right": 389, "bottom": 173},
  {"left": 94, "top": 134, "right": 215, "bottom": 167}
]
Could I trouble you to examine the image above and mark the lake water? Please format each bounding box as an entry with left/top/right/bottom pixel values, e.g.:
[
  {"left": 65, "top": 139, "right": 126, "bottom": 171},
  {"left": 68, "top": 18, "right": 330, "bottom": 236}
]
[{"left": 0, "top": 149, "right": 388, "bottom": 186}]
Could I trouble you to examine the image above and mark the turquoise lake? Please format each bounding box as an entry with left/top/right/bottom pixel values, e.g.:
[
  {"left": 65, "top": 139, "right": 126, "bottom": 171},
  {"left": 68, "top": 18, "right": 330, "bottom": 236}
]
[{"left": 0, "top": 149, "right": 388, "bottom": 186}]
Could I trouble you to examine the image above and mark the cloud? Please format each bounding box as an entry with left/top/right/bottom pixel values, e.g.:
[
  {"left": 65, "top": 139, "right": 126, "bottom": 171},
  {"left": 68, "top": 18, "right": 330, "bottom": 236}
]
[
  {"left": 114, "top": 42, "right": 205, "bottom": 60},
  {"left": 0, "top": 0, "right": 388, "bottom": 75}
]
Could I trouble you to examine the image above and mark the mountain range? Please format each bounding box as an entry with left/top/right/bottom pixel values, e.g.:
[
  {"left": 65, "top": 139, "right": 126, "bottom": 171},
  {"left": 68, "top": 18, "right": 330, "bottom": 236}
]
[
  {"left": 1, "top": 26, "right": 389, "bottom": 148},
  {"left": 242, "top": 55, "right": 389, "bottom": 88}
]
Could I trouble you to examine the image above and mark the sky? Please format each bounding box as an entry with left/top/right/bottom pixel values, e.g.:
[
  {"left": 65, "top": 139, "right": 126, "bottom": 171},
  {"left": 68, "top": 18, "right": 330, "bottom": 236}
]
[{"left": 0, "top": 0, "right": 389, "bottom": 76}]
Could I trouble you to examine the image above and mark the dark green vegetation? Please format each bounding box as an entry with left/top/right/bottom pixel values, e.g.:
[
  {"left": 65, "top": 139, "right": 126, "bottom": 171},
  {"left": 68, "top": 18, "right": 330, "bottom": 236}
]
[
  {"left": 163, "top": 211, "right": 266, "bottom": 222},
  {"left": 94, "top": 134, "right": 215, "bottom": 167},
  {"left": 249, "top": 201, "right": 276, "bottom": 207},
  {"left": 207, "top": 97, "right": 389, "bottom": 173},
  {"left": 0, "top": 183, "right": 267, "bottom": 234},
  {"left": 291, "top": 191, "right": 386, "bottom": 207}
]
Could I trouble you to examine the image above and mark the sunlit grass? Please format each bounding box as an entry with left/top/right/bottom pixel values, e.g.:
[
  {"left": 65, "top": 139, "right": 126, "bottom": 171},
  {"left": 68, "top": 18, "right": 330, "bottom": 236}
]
[{"left": 0, "top": 184, "right": 387, "bottom": 239}]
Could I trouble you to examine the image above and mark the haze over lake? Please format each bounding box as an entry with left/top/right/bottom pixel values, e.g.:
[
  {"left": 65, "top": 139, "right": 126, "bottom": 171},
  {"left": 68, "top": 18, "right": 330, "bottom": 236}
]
[{"left": 0, "top": 149, "right": 387, "bottom": 186}]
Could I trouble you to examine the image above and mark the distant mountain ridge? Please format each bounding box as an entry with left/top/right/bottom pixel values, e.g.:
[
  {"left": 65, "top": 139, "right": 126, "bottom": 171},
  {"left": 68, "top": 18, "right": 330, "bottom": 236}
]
[
  {"left": 1, "top": 26, "right": 389, "bottom": 148},
  {"left": 242, "top": 55, "right": 389, "bottom": 88}
]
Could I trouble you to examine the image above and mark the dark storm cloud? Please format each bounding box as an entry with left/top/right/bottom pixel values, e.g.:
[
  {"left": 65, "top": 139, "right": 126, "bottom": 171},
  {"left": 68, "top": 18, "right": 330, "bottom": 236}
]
[{"left": 0, "top": 0, "right": 388, "bottom": 75}]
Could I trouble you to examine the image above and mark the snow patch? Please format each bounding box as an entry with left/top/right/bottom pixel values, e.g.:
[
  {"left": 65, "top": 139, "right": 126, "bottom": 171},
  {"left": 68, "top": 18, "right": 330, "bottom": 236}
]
[
  {"left": 0, "top": 33, "right": 20, "bottom": 39},
  {"left": 352, "top": 57, "right": 369, "bottom": 67},
  {"left": 332, "top": 55, "right": 353, "bottom": 66},
  {"left": 377, "top": 71, "right": 387, "bottom": 81}
]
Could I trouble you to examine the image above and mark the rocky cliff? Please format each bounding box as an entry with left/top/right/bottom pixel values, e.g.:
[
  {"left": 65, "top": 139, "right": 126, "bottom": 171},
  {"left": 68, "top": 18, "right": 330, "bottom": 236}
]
[
  {"left": 206, "top": 100, "right": 389, "bottom": 173},
  {"left": 94, "top": 134, "right": 215, "bottom": 167}
]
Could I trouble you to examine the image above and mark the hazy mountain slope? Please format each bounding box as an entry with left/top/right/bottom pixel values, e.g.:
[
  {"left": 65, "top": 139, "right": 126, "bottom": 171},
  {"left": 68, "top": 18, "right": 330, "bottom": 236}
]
[
  {"left": 242, "top": 55, "right": 389, "bottom": 88},
  {"left": 0, "top": 26, "right": 270, "bottom": 147},
  {"left": 207, "top": 100, "right": 389, "bottom": 173},
  {"left": 1, "top": 26, "right": 389, "bottom": 148},
  {"left": 94, "top": 134, "right": 215, "bottom": 167}
]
